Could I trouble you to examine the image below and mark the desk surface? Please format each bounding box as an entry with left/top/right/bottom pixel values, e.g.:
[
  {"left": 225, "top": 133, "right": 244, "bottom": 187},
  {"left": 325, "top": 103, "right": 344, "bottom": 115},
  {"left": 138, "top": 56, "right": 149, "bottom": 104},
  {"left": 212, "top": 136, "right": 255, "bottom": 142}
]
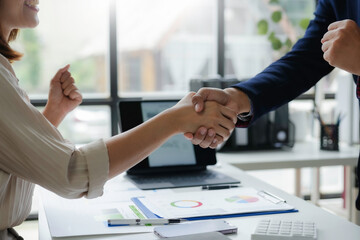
[
  {"left": 218, "top": 141, "right": 360, "bottom": 225},
  {"left": 39, "top": 163, "right": 360, "bottom": 240},
  {"left": 218, "top": 141, "right": 359, "bottom": 170}
]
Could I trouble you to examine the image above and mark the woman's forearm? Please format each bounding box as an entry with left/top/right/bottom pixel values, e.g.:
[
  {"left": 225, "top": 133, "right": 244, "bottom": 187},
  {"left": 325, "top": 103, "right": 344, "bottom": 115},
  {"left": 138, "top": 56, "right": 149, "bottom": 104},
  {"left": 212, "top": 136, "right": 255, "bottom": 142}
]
[
  {"left": 105, "top": 92, "right": 236, "bottom": 179},
  {"left": 42, "top": 106, "right": 66, "bottom": 128},
  {"left": 105, "top": 109, "right": 177, "bottom": 178}
]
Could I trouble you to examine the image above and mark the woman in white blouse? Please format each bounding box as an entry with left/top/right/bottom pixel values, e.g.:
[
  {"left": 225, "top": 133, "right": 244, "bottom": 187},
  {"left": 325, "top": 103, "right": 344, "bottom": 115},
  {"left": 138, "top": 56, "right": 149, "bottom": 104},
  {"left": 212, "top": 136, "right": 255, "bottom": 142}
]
[{"left": 0, "top": 0, "right": 236, "bottom": 238}]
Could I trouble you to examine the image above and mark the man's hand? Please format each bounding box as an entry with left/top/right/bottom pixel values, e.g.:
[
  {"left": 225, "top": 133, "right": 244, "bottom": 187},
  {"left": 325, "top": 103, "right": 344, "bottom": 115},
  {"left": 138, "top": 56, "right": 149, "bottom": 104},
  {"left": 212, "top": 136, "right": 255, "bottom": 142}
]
[
  {"left": 321, "top": 20, "right": 360, "bottom": 76},
  {"left": 184, "top": 87, "right": 250, "bottom": 149},
  {"left": 43, "top": 65, "right": 83, "bottom": 127}
]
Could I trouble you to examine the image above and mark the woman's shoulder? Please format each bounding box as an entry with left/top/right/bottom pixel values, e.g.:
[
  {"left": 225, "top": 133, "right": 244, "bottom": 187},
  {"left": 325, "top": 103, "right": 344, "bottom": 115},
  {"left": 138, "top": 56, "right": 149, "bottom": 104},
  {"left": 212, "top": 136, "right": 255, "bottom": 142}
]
[
  {"left": 0, "top": 55, "right": 19, "bottom": 87},
  {"left": 0, "top": 56, "right": 27, "bottom": 102}
]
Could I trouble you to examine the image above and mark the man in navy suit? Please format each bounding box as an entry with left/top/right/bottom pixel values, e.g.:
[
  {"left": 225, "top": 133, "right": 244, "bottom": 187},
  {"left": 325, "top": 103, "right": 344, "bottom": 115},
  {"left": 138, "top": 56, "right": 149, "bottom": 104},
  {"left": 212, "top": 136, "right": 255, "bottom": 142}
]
[{"left": 186, "top": 0, "right": 360, "bottom": 211}]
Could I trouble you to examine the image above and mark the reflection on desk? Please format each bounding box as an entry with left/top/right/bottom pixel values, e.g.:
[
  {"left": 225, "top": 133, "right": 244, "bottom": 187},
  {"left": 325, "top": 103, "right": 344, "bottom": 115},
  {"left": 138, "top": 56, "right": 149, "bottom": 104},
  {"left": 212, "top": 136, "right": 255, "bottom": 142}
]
[{"left": 39, "top": 163, "right": 360, "bottom": 240}]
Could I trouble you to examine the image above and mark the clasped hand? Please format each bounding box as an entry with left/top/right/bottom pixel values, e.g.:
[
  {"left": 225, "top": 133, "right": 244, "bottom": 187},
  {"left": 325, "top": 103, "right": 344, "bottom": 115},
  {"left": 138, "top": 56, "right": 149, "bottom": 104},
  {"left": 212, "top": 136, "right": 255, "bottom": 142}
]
[{"left": 183, "top": 87, "right": 250, "bottom": 149}]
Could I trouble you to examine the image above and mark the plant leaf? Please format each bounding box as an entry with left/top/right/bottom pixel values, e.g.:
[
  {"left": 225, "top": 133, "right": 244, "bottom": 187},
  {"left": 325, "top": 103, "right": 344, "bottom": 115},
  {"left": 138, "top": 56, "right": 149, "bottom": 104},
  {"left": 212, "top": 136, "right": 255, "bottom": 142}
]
[
  {"left": 271, "top": 37, "right": 282, "bottom": 50},
  {"left": 284, "top": 38, "right": 292, "bottom": 49},
  {"left": 257, "top": 20, "right": 268, "bottom": 35},
  {"left": 269, "top": 0, "right": 280, "bottom": 4},
  {"left": 299, "top": 18, "right": 310, "bottom": 30},
  {"left": 268, "top": 31, "right": 276, "bottom": 41},
  {"left": 271, "top": 11, "right": 282, "bottom": 23}
]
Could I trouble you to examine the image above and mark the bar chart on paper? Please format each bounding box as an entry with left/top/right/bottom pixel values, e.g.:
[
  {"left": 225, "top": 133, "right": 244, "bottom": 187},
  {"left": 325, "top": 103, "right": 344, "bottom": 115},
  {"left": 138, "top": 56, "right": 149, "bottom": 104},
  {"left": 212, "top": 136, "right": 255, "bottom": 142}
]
[{"left": 41, "top": 189, "right": 154, "bottom": 237}]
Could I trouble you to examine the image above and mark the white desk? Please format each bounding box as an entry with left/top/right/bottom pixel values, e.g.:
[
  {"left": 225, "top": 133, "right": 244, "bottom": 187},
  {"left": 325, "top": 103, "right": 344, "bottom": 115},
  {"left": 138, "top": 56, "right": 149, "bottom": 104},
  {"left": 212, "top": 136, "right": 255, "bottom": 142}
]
[
  {"left": 217, "top": 141, "right": 358, "bottom": 170},
  {"left": 39, "top": 163, "right": 360, "bottom": 240},
  {"left": 217, "top": 141, "right": 360, "bottom": 223}
]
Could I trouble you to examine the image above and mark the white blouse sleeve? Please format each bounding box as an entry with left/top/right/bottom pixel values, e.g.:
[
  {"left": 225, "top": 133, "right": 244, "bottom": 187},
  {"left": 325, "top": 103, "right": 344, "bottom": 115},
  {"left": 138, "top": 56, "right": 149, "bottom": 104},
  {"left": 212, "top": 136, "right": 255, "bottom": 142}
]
[{"left": 0, "top": 67, "right": 109, "bottom": 199}]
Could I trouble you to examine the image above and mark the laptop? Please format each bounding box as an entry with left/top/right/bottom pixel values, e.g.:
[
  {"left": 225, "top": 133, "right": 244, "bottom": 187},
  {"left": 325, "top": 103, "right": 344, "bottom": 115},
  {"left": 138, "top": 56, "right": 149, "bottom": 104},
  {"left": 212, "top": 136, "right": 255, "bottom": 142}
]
[{"left": 118, "top": 98, "right": 240, "bottom": 190}]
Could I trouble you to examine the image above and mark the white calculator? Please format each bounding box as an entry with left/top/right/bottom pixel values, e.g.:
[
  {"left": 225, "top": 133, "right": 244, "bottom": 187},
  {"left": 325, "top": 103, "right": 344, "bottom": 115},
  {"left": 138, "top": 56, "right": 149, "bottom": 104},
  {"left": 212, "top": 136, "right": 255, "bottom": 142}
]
[{"left": 251, "top": 218, "right": 317, "bottom": 240}]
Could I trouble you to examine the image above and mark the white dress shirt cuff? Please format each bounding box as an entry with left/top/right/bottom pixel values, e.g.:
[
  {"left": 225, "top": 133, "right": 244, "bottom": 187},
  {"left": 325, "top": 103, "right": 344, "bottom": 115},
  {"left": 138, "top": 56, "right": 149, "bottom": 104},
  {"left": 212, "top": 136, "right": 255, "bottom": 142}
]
[{"left": 79, "top": 139, "right": 109, "bottom": 199}]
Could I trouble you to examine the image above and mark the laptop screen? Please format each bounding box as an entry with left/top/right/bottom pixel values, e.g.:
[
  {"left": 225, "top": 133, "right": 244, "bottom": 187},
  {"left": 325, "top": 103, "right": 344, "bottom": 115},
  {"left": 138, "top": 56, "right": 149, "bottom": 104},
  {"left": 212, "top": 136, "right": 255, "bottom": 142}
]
[
  {"left": 141, "top": 101, "right": 196, "bottom": 167},
  {"left": 119, "top": 98, "right": 216, "bottom": 174}
]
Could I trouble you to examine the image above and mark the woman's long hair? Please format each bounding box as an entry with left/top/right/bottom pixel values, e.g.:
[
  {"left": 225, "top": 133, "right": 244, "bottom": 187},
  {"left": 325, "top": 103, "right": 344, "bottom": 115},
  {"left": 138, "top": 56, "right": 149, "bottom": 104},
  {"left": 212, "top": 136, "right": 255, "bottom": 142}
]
[{"left": 0, "top": 29, "right": 23, "bottom": 63}]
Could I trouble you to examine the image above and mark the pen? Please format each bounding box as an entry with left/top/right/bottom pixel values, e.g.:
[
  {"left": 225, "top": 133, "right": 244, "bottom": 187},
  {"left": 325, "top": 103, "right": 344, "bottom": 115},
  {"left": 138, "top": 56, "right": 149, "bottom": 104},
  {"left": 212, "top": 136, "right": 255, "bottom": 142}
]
[
  {"left": 202, "top": 185, "right": 240, "bottom": 190},
  {"left": 108, "top": 218, "right": 187, "bottom": 226},
  {"left": 7, "top": 228, "right": 23, "bottom": 240},
  {"left": 336, "top": 112, "right": 345, "bottom": 126}
]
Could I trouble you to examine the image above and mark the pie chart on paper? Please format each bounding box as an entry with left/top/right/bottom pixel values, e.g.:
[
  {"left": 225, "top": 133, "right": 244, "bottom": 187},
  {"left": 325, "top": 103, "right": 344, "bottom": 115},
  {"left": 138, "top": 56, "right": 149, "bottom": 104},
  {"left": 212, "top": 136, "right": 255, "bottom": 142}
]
[{"left": 170, "top": 200, "right": 203, "bottom": 208}]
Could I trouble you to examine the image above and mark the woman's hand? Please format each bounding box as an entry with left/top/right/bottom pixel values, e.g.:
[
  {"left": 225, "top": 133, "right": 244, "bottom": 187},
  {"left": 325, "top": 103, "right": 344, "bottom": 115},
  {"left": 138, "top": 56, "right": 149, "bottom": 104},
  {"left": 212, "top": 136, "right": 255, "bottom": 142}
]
[{"left": 43, "top": 64, "right": 83, "bottom": 127}]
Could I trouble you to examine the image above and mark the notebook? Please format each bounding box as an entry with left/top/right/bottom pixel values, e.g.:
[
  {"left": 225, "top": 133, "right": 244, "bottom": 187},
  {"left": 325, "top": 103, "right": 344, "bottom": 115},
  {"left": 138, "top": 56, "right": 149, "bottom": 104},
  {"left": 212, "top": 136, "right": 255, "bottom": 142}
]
[{"left": 118, "top": 98, "right": 240, "bottom": 190}]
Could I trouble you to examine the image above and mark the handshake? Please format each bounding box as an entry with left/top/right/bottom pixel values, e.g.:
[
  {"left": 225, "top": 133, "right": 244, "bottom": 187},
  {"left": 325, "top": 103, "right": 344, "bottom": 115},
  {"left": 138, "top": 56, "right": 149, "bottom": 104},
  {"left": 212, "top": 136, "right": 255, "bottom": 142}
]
[{"left": 179, "top": 87, "right": 251, "bottom": 149}]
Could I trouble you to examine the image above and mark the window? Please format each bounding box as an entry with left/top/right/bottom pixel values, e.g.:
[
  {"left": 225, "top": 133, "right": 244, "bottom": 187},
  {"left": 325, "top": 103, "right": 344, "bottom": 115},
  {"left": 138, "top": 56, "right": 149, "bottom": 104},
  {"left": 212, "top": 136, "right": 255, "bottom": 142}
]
[
  {"left": 224, "top": 0, "right": 315, "bottom": 80},
  {"left": 12, "top": 0, "right": 112, "bottom": 142},
  {"left": 10, "top": 0, "right": 320, "bottom": 138},
  {"left": 12, "top": 0, "right": 110, "bottom": 99},
  {"left": 58, "top": 106, "right": 111, "bottom": 144},
  {"left": 116, "top": 0, "right": 217, "bottom": 96}
]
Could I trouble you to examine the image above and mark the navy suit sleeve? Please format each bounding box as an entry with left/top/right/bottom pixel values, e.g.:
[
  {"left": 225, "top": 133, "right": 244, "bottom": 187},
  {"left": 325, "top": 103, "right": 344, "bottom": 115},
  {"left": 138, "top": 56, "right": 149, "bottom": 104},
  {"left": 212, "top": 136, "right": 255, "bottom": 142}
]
[{"left": 233, "top": 0, "right": 336, "bottom": 126}]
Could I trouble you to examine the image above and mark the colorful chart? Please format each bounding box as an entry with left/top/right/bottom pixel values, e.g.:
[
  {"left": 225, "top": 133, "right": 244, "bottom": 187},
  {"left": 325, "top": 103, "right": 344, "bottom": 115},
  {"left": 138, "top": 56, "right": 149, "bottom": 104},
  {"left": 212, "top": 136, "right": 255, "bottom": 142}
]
[
  {"left": 225, "top": 195, "right": 259, "bottom": 203},
  {"left": 170, "top": 200, "right": 203, "bottom": 208},
  {"left": 94, "top": 208, "right": 123, "bottom": 222}
]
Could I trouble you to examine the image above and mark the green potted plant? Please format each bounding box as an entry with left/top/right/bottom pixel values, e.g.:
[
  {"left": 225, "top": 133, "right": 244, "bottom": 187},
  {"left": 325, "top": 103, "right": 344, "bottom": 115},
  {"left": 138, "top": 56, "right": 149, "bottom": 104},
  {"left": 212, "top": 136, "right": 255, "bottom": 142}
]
[{"left": 257, "top": 0, "right": 311, "bottom": 58}]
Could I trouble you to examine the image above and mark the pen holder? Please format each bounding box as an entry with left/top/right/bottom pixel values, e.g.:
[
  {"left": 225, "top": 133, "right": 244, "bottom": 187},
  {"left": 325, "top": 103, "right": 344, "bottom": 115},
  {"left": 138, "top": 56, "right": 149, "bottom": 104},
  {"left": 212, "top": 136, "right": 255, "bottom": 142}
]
[{"left": 320, "top": 124, "right": 339, "bottom": 151}]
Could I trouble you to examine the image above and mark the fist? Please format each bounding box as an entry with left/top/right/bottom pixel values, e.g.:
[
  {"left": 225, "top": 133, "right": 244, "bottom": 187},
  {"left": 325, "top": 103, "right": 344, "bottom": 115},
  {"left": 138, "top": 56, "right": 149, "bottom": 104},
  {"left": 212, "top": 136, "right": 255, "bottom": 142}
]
[
  {"left": 48, "top": 64, "right": 82, "bottom": 114},
  {"left": 321, "top": 20, "right": 360, "bottom": 75}
]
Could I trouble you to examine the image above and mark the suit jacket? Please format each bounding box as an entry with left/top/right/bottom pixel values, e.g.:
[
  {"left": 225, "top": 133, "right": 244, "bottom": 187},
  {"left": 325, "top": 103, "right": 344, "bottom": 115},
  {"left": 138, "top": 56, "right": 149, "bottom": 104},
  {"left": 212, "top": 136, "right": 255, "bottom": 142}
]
[{"left": 233, "top": 0, "right": 360, "bottom": 210}]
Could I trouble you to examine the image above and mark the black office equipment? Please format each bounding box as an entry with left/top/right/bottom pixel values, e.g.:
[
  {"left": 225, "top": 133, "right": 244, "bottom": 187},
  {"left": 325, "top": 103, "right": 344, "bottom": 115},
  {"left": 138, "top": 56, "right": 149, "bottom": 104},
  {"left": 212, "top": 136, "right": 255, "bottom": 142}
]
[
  {"left": 224, "top": 99, "right": 295, "bottom": 151},
  {"left": 118, "top": 99, "right": 240, "bottom": 190}
]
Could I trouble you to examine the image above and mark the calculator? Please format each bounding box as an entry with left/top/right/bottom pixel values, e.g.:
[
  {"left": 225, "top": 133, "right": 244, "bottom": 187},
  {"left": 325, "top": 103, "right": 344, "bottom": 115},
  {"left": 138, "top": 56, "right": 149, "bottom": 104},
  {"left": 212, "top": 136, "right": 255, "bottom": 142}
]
[{"left": 251, "top": 218, "right": 317, "bottom": 240}]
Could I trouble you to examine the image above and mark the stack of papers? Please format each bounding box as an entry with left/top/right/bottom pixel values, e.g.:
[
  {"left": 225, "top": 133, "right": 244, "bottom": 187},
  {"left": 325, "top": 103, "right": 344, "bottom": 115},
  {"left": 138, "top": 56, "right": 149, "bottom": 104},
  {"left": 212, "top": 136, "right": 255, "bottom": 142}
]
[
  {"left": 42, "top": 186, "right": 296, "bottom": 237},
  {"left": 132, "top": 187, "right": 297, "bottom": 220}
]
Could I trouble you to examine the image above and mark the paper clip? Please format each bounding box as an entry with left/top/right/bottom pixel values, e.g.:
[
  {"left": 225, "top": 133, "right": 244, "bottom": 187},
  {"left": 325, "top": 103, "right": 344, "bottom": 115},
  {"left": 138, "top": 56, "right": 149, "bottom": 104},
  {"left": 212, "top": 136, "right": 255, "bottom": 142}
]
[{"left": 257, "top": 190, "right": 286, "bottom": 204}]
